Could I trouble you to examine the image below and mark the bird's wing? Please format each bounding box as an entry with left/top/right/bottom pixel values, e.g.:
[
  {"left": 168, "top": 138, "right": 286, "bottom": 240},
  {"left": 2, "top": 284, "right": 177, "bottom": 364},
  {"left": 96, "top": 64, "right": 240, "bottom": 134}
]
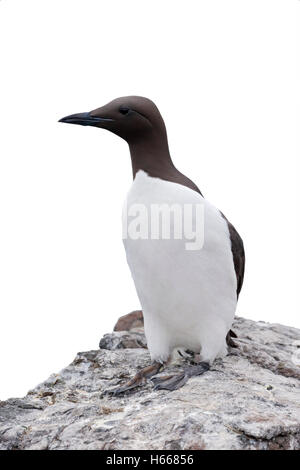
[
  {"left": 220, "top": 213, "right": 245, "bottom": 348},
  {"left": 226, "top": 219, "right": 245, "bottom": 298}
]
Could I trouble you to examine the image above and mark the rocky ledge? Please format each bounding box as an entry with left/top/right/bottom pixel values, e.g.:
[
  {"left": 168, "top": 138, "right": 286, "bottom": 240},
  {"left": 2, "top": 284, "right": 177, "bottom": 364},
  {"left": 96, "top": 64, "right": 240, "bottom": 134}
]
[{"left": 0, "top": 314, "right": 299, "bottom": 450}]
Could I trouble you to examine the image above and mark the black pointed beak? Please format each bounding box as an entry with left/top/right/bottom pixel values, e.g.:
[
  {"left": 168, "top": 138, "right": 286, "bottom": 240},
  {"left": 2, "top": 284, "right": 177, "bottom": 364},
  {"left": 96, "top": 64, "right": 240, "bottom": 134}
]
[{"left": 58, "top": 112, "right": 114, "bottom": 127}]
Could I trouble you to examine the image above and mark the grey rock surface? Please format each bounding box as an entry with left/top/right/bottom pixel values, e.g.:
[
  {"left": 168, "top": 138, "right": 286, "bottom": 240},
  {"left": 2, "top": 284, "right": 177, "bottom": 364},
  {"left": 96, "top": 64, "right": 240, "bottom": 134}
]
[
  {"left": 0, "top": 316, "right": 299, "bottom": 450},
  {"left": 99, "top": 328, "right": 147, "bottom": 350}
]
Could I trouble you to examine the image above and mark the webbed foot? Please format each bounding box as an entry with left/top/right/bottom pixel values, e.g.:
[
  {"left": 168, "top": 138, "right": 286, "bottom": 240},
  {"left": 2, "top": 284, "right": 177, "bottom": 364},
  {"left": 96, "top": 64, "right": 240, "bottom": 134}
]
[
  {"left": 151, "top": 362, "right": 210, "bottom": 391},
  {"left": 103, "top": 361, "right": 163, "bottom": 396}
]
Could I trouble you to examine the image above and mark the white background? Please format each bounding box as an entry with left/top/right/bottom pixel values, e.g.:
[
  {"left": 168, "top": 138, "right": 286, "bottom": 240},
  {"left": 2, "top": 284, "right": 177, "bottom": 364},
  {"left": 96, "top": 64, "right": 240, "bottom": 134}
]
[{"left": 0, "top": 0, "right": 299, "bottom": 400}]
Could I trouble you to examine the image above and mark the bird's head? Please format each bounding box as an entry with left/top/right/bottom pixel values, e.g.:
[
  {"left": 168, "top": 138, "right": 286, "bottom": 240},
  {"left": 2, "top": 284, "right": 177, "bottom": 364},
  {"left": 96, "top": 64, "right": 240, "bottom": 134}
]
[{"left": 59, "top": 96, "right": 166, "bottom": 146}]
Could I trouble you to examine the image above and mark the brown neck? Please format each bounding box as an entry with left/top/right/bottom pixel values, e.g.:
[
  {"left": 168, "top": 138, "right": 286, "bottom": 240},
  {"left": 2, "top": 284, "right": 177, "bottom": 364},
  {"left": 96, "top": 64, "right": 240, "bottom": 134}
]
[
  {"left": 128, "top": 133, "right": 202, "bottom": 196},
  {"left": 129, "top": 132, "right": 174, "bottom": 179}
]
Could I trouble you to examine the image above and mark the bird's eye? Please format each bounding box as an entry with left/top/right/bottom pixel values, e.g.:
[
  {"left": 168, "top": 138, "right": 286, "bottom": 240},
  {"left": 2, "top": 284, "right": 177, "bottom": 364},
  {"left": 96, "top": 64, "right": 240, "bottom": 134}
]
[{"left": 119, "top": 107, "right": 130, "bottom": 115}]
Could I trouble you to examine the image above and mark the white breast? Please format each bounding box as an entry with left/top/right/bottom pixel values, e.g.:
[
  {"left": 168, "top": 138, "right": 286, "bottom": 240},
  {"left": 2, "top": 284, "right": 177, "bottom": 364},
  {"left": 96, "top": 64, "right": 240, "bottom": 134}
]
[{"left": 122, "top": 170, "right": 237, "bottom": 364}]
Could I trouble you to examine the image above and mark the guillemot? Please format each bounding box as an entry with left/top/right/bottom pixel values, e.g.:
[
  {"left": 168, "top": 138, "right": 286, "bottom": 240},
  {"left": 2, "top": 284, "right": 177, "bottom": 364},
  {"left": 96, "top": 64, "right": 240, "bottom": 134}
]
[{"left": 59, "top": 96, "right": 245, "bottom": 393}]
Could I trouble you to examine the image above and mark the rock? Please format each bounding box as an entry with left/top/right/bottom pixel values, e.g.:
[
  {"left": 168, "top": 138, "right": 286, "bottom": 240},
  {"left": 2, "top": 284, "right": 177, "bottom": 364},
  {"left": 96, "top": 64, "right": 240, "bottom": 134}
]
[
  {"left": 0, "top": 316, "right": 299, "bottom": 450},
  {"left": 99, "top": 329, "right": 147, "bottom": 350},
  {"left": 99, "top": 310, "right": 146, "bottom": 350},
  {"left": 113, "top": 310, "right": 144, "bottom": 331}
]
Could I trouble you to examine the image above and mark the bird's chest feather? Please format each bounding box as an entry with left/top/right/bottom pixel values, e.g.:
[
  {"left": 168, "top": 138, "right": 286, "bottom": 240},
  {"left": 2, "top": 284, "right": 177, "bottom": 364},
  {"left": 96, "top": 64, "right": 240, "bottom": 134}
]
[{"left": 122, "top": 171, "right": 237, "bottom": 320}]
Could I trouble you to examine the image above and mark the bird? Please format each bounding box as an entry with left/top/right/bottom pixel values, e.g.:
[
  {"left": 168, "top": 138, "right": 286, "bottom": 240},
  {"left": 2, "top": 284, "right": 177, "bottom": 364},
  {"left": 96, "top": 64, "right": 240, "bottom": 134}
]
[{"left": 59, "top": 96, "right": 245, "bottom": 393}]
